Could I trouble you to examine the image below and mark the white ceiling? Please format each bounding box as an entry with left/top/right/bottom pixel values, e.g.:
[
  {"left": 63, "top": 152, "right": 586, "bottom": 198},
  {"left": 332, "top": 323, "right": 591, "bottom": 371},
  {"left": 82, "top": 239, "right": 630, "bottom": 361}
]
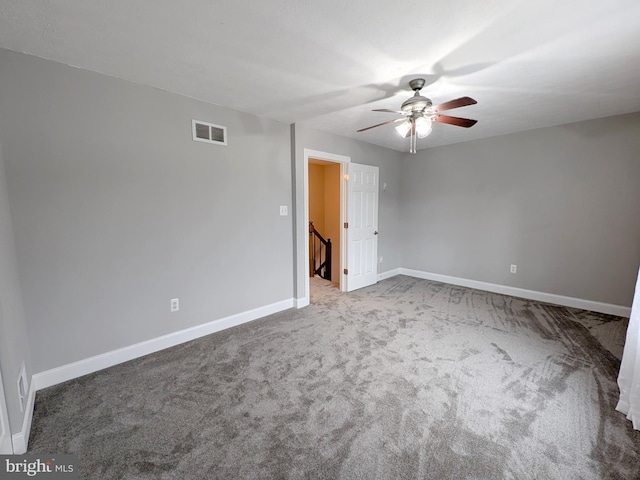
[{"left": 1, "top": 0, "right": 640, "bottom": 152}]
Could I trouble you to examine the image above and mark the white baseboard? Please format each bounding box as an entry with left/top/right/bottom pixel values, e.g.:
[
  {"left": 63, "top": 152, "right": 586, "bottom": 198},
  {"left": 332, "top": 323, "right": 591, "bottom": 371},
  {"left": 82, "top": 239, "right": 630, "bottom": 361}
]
[
  {"left": 616, "top": 400, "right": 640, "bottom": 431},
  {"left": 295, "top": 296, "right": 310, "bottom": 308},
  {"left": 398, "top": 268, "right": 631, "bottom": 317},
  {"left": 33, "top": 298, "right": 294, "bottom": 391},
  {"left": 11, "top": 380, "right": 36, "bottom": 454},
  {"left": 377, "top": 268, "right": 401, "bottom": 281}
]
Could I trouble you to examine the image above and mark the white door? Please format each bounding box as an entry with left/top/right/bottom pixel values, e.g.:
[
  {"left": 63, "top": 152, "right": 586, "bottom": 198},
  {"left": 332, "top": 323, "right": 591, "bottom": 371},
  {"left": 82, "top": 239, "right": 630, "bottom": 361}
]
[
  {"left": 346, "top": 163, "right": 379, "bottom": 292},
  {"left": 0, "top": 368, "right": 12, "bottom": 454}
]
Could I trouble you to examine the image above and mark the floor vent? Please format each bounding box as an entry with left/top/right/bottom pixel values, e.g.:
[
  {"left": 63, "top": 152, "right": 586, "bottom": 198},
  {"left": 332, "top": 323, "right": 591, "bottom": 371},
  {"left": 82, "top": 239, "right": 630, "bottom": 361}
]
[{"left": 192, "top": 119, "right": 227, "bottom": 146}]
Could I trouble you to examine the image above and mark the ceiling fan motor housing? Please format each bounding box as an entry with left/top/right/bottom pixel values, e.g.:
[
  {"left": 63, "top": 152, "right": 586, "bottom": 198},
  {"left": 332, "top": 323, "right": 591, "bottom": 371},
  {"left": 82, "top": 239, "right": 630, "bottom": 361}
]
[
  {"left": 402, "top": 78, "right": 432, "bottom": 113},
  {"left": 401, "top": 95, "right": 432, "bottom": 113}
]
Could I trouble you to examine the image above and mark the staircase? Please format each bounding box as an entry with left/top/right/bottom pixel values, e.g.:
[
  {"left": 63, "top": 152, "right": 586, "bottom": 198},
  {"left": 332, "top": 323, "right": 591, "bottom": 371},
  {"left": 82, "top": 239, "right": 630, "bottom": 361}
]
[{"left": 309, "top": 222, "right": 332, "bottom": 280}]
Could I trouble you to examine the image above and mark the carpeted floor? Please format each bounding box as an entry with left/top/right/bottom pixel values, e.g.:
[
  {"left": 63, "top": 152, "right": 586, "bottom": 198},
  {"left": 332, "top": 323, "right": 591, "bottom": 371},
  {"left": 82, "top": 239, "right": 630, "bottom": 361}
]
[{"left": 28, "top": 276, "right": 640, "bottom": 479}]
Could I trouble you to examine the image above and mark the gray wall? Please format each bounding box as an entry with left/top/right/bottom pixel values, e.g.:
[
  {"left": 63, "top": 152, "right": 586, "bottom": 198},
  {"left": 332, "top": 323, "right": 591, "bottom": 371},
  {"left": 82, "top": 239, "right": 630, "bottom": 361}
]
[
  {"left": 1, "top": 45, "right": 639, "bottom": 389},
  {"left": 292, "top": 124, "right": 404, "bottom": 300},
  {"left": 0, "top": 49, "right": 293, "bottom": 373},
  {"left": 401, "top": 113, "right": 640, "bottom": 307},
  {"left": 0, "top": 138, "right": 32, "bottom": 433}
]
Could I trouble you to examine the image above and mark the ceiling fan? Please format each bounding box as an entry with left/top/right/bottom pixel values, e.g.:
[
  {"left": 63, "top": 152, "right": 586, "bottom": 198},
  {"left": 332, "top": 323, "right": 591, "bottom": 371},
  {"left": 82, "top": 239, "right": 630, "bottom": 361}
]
[{"left": 357, "top": 78, "right": 478, "bottom": 153}]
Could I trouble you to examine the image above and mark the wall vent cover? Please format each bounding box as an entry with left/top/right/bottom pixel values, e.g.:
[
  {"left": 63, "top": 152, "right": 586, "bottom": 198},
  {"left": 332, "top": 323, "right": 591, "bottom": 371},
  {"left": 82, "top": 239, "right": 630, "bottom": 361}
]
[{"left": 192, "top": 119, "right": 227, "bottom": 145}]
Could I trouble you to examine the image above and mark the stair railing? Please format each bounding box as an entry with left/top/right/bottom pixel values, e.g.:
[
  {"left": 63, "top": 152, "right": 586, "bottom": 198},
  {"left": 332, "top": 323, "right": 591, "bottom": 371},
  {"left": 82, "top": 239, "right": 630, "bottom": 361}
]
[{"left": 309, "top": 222, "right": 332, "bottom": 280}]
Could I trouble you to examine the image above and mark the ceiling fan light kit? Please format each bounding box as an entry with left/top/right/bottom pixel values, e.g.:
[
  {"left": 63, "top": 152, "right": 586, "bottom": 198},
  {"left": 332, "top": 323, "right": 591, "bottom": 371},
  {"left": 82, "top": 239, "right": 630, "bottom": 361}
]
[
  {"left": 395, "top": 121, "right": 412, "bottom": 138},
  {"left": 414, "top": 116, "right": 432, "bottom": 138},
  {"left": 358, "top": 78, "right": 478, "bottom": 154}
]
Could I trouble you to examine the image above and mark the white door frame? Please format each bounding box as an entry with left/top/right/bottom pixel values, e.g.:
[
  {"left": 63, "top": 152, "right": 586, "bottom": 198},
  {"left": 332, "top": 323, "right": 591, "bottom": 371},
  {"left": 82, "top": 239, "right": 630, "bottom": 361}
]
[{"left": 303, "top": 149, "right": 350, "bottom": 304}]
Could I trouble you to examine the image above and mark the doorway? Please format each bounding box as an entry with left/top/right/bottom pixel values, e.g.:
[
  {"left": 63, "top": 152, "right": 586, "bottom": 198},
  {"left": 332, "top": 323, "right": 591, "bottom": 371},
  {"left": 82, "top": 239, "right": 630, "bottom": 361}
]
[
  {"left": 299, "top": 149, "right": 350, "bottom": 307},
  {"left": 300, "top": 148, "right": 381, "bottom": 301},
  {"left": 308, "top": 159, "right": 341, "bottom": 291}
]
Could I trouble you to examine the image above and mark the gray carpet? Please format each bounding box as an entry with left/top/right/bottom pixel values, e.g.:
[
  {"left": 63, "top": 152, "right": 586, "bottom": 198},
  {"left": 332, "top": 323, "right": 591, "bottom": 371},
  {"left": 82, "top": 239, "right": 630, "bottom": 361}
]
[{"left": 28, "top": 276, "right": 640, "bottom": 479}]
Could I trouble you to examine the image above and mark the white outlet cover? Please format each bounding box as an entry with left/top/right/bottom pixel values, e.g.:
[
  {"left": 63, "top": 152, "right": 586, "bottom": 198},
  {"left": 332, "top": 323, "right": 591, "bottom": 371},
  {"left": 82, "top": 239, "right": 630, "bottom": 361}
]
[
  {"left": 170, "top": 298, "right": 179, "bottom": 312},
  {"left": 280, "top": 205, "right": 288, "bottom": 216}
]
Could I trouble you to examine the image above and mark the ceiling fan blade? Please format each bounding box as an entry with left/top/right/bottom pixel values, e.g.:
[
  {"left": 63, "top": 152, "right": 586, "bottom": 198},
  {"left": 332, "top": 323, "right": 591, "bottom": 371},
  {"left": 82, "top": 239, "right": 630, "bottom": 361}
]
[
  {"left": 357, "top": 118, "right": 404, "bottom": 133},
  {"left": 433, "top": 115, "right": 478, "bottom": 128},
  {"left": 428, "top": 96, "right": 477, "bottom": 113},
  {"left": 372, "top": 108, "right": 409, "bottom": 115}
]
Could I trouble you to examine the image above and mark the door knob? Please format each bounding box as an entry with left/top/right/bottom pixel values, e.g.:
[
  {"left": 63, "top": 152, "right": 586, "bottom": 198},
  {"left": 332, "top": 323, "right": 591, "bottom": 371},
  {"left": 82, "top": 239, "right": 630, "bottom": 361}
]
[{"left": 374, "top": 231, "right": 379, "bottom": 235}]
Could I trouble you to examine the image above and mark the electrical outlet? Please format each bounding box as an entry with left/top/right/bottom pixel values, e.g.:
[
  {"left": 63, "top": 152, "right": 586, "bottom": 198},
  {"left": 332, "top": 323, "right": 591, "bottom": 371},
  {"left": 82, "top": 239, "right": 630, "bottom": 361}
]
[
  {"left": 170, "top": 298, "right": 179, "bottom": 312},
  {"left": 510, "top": 264, "right": 517, "bottom": 274},
  {"left": 279, "top": 205, "right": 288, "bottom": 216}
]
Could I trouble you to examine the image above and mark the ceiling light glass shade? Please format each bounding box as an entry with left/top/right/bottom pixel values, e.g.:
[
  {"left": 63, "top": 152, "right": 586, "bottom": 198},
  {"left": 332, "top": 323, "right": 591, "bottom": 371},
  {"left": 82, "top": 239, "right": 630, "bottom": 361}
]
[
  {"left": 415, "top": 116, "right": 432, "bottom": 138},
  {"left": 395, "top": 120, "right": 412, "bottom": 138}
]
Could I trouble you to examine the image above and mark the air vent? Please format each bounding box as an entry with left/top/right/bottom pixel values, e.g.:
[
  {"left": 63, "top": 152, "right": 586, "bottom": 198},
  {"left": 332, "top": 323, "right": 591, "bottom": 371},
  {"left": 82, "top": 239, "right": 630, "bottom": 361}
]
[{"left": 192, "top": 119, "right": 227, "bottom": 146}]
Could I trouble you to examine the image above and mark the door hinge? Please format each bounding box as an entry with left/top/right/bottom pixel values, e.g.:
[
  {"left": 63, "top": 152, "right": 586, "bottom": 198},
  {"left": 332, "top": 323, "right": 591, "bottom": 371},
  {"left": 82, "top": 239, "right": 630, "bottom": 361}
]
[
  {"left": 343, "top": 268, "right": 348, "bottom": 275},
  {"left": 344, "top": 222, "right": 348, "bottom": 228}
]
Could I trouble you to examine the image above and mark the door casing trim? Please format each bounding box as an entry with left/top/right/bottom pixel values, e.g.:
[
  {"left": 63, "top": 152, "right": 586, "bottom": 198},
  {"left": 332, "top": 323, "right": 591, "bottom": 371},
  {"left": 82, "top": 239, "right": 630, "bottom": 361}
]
[{"left": 301, "top": 148, "right": 350, "bottom": 306}]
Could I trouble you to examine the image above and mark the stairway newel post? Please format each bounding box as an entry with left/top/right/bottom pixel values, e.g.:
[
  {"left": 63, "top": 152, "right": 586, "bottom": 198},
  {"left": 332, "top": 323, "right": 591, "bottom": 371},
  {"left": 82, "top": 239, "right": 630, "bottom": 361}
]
[{"left": 326, "top": 239, "right": 332, "bottom": 280}]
